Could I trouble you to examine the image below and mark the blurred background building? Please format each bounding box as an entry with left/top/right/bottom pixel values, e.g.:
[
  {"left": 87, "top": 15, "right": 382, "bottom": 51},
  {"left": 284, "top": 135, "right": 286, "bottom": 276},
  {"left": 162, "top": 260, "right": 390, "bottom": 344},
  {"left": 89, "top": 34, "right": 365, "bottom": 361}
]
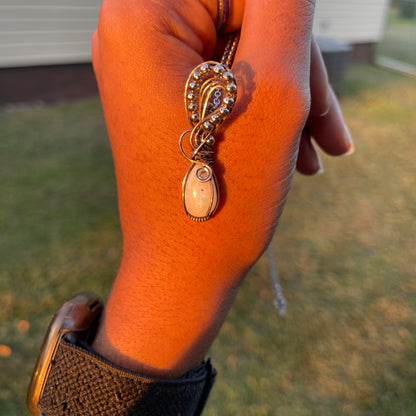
[{"left": 1, "top": 0, "right": 414, "bottom": 104}]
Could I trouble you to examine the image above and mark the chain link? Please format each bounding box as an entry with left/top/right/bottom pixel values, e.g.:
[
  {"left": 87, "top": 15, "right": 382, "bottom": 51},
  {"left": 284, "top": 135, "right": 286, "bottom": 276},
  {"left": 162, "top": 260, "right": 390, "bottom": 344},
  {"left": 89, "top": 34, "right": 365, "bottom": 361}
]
[{"left": 220, "top": 32, "right": 240, "bottom": 68}]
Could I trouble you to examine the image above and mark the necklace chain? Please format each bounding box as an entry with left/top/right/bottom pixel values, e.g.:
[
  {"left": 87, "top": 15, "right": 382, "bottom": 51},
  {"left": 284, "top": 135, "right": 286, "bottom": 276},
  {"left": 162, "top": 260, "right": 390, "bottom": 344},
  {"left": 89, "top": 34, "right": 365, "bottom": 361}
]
[{"left": 220, "top": 32, "right": 240, "bottom": 68}]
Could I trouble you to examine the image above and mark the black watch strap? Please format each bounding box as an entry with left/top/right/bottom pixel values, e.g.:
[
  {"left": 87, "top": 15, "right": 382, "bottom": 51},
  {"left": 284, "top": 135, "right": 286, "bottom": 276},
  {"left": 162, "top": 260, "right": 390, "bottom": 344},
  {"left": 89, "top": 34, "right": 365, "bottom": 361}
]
[{"left": 38, "top": 338, "right": 216, "bottom": 416}]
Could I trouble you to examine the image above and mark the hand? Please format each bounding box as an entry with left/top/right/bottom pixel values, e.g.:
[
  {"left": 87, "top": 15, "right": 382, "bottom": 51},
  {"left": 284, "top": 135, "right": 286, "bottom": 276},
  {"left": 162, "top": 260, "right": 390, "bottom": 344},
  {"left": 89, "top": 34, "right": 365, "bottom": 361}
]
[
  {"left": 91, "top": 0, "right": 352, "bottom": 377},
  {"left": 223, "top": 5, "right": 354, "bottom": 174},
  {"left": 297, "top": 36, "right": 354, "bottom": 174}
]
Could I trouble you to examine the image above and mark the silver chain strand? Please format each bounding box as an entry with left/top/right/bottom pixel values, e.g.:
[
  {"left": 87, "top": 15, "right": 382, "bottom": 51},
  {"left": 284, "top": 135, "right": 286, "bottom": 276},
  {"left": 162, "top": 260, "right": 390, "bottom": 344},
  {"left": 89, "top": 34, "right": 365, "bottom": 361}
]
[
  {"left": 220, "top": 32, "right": 240, "bottom": 67},
  {"left": 213, "top": 88, "right": 222, "bottom": 108},
  {"left": 267, "top": 244, "right": 287, "bottom": 315}
]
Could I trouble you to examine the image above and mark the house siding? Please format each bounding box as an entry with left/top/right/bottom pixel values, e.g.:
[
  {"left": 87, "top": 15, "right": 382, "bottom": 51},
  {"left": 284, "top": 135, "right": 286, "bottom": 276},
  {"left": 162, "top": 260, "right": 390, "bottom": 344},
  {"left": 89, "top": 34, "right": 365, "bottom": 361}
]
[
  {"left": 314, "top": 0, "right": 390, "bottom": 43},
  {"left": 0, "top": 1, "right": 389, "bottom": 69},
  {"left": 0, "top": 1, "right": 101, "bottom": 68}
]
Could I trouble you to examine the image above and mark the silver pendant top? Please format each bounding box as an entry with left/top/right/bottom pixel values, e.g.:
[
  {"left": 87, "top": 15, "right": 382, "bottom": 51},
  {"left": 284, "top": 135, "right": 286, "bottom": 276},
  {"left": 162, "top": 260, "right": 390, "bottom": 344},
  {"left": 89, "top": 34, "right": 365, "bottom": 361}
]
[{"left": 179, "top": 61, "right": 237, "bottom": 221}]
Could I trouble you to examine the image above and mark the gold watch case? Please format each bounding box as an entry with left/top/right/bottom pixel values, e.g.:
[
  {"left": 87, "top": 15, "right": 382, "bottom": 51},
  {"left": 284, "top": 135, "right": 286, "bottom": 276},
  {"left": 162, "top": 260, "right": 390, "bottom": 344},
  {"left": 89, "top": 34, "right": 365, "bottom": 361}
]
[{"left": 27, "top": 292, "right": 103, "bottom": 416}]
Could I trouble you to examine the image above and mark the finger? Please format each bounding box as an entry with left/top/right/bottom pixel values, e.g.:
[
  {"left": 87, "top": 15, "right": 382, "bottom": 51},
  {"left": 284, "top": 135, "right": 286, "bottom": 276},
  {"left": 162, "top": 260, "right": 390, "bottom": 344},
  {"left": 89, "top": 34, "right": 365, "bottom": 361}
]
[
  {"left": 228, "top": 0, "right": 316, "bottom": 141},
  {"left": 296, "top": 130, "right": 324, "bottom": 175},
  {"left": 214, "top": 0, "right": 317, "bottom": 245},
  {"left": 231, "top": 0, "right": 316, "bottom": 134},
  {"left": 224, "top": 0, "right": 245, "bottom": 33},
  {"left": 91, "top": 30, "right": 101, "bottom": 81},
  {"left": 309, "top": 36, "right": 330, "bottom": 117},
  {"left": 307, "top": 86, "right": 354, "bottom": 156},
  {"left": 236, "top": 0, "right": 315, "bottom": 72}
]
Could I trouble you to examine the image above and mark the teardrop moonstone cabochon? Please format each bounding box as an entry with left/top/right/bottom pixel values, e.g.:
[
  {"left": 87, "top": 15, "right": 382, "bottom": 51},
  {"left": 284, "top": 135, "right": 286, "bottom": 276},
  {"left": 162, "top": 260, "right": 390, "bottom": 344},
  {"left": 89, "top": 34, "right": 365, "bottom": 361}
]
[{"left": 182, "top": 164, "right": 219, "bottom": 221}]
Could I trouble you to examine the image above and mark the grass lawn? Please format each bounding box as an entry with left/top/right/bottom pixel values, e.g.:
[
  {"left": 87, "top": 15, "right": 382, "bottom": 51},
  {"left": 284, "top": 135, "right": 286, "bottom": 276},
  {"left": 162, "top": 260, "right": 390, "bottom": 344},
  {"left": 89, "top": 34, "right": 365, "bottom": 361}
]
[
  {"left": 1, "top": 64, "right": 415, "bottom": 415},
  {"left": 377, "top": 4, "right": 416, "bottom": 67}
]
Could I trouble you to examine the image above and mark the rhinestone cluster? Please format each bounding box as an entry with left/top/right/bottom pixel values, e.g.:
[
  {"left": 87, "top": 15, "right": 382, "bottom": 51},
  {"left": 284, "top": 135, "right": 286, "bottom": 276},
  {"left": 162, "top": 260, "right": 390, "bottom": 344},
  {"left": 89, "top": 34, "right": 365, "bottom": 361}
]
[{"left": 184, "top": 62, "right": 237, "bottom": 131}]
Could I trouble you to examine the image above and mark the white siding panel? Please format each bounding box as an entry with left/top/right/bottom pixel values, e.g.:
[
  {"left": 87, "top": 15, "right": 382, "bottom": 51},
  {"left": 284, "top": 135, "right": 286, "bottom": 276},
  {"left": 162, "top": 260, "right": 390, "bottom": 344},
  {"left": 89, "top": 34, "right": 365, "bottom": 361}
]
[
  {"left": 0, "top": 1, "right": 390, "bottom": 68},
  {"left": 0, "top": 5, "right": 99, "bottom": 19},
  {"left": 0, "top": 19, "right": 96, "bottom": 32},
  {"left": 9, "top": 0, "right": 102, "bottom": 6},
  {"left": 0, "top": 31, "right": 91, "bottom": 44},
  {"left": 0, "top": 2, "right": 101, "bottom": 68},
  {"left": 0, "top": 42, "right": 92, "bottom": 67},
  {"left": 0, "top": 19, "right": 97, "bottom": 32},
  {"left": 314, "top": 0, "right": 390, "bottom": 43}
]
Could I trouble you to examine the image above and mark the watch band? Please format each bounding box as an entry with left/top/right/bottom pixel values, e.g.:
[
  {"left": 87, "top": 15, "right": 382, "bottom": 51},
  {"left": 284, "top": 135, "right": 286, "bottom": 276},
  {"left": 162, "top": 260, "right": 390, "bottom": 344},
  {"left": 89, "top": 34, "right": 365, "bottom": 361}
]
[{"left": 37, "top": 337, "right": 216, "bottom": 416}]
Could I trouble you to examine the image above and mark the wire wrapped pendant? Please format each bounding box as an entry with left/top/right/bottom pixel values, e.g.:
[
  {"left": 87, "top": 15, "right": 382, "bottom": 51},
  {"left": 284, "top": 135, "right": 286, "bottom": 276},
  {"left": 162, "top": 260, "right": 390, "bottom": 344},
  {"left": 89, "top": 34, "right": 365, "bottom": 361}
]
[{"left": 179, "top": 61, "right": 237, "bottom": 221}]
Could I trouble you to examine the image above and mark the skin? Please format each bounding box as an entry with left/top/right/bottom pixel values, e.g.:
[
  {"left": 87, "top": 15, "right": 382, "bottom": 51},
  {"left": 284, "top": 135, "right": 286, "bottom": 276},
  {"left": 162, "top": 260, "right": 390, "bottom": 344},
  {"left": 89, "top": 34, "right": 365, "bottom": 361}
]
[{"left": 91, "top": 0, "right": 354, "bottom": 378}]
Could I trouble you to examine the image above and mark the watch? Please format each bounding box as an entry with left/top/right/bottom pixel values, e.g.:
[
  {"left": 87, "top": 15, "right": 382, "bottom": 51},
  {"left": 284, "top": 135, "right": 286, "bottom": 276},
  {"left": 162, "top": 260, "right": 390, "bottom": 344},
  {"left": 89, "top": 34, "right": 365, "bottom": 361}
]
[{"left": 27, "top": 292, "right": 216, "bottom": 416}]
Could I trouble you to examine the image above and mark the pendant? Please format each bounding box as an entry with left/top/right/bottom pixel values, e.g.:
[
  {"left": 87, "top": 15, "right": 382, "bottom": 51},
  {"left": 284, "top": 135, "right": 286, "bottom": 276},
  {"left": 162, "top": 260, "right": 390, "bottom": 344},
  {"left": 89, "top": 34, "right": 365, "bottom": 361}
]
[
  {"left": 179, "top": 61, "right": 237, "bottom": 221},
  {"left": 182, "top": 164, "right": 219, "bottom": 222}
]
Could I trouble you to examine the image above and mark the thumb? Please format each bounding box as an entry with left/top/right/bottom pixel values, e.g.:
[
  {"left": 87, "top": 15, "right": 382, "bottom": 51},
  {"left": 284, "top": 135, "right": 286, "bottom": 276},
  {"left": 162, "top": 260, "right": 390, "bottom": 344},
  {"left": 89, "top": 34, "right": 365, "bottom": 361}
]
[
  {"left": 224, "top": 0, "right": 316, "bottom": 155},
  {"left": 236, "top": 0, "right": 315, "bottom": 77},
  {"left": 213, "top": 0, "right": 316, "bottom": 241}
]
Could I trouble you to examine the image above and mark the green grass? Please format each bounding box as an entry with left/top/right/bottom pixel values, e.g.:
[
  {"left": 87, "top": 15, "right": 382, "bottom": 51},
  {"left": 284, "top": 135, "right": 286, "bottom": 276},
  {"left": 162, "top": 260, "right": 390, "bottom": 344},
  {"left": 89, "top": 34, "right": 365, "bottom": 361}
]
[
  {"left": 206, "top": 65, "right": 416, "bottom": 415},
  {"left": 1, "top": 65, "right": 416, "bottom": 415},
  {"left": 0, "top": 99, "right": 121, "bottom": 414},
  {"left": 377, "top": 4, "right": 416, "bottom": 66}
]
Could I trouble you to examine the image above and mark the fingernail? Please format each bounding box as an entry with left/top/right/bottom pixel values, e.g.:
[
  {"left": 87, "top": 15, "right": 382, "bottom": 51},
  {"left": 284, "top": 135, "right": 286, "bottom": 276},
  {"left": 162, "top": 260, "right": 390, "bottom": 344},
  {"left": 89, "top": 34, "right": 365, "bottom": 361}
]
[
  {"left": 319, "top": 106, "right": 330, "bottom": 117},
  {"left": 341, "top": 124, "right": 355, "bottom": 156},
  {"left": 316, "top": 154, "right": 324, "bottom": 174},
  {"left": 341, "top": 143, "right": 355, "bottom": 156},
  {"left": 319, "top": 87, "right": 331, "bottom": 117}
]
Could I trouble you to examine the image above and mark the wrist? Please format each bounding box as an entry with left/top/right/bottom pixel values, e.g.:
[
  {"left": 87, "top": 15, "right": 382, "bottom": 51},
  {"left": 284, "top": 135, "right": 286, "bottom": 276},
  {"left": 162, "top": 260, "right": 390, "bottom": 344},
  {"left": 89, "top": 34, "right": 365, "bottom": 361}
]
[
  {"left": 27, "top": 293, "right": 217, "bottom": 415},
  {"left": 92, "top": 254, "right": 242, "bottom": 378}
]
